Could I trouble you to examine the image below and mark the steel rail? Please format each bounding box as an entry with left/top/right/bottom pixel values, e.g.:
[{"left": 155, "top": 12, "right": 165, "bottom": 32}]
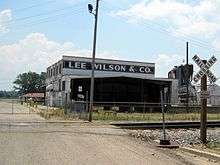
[{"left": 111, "top": 121, "right": 220, "bottom": 129}]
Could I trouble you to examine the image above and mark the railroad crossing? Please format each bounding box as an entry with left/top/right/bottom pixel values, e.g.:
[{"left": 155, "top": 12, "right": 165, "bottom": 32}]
[
  {"left": 192, "top": 55, "right": 217, "bottom": 83},
  {"left": 192, "top": 55, "right": 218, "bottom": 144}
]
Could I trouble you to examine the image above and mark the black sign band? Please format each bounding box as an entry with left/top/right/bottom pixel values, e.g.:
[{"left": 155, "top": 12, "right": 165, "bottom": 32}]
[{"left": 63, "top": 61, "right": 155, "bottom": 74}]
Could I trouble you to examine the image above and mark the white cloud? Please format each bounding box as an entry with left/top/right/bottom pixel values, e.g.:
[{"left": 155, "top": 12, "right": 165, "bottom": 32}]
[
  {"left": 155, "top": 53, "right": 220, "bottom": 84},
  {"left": 0, "top": 33, "right": 118, "bottom": 90},
  {"left": 212, "top": 38, "right": 220, "bottom": 51},
  {"left": 113, "top": 0, "right": 220, "bottom": 37},
  {"left": 0, "top": 9, "right": 12, "bottom": 33},
  {"left": 155, "top": 53, "right": 184, "bottom": 77}
]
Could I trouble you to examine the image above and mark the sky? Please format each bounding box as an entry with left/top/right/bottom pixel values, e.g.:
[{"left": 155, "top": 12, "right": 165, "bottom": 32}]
[{"left": 0, "top": 0, "right": 220, "bottom": 90}]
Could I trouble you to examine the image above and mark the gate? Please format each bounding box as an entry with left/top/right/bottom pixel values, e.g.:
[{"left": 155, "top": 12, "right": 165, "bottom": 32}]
[
  {"left": 0, "top": 99, "right": 37, "bottom": 114},
  {"left": 66, "top": 101, "right": 89, "bottom": 120}
]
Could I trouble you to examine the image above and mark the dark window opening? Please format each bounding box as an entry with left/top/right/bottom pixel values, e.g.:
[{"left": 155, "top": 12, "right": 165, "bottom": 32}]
[
  {"left": 64, "top": 61, "right": 69, "bottom": 68},
  {"left": 62, "top": 81, "right": 66, "bottom": 91}
]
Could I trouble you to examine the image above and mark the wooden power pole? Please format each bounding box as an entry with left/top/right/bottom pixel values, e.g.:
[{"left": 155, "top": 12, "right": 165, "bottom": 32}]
[{"left": 200, "top": 60, "right": 207, "bottom": 144}]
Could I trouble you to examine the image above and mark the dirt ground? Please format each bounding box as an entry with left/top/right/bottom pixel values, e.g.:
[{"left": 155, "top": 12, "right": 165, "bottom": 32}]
[{"left": 0, "top": 100, "right": 219, "bottom": 165}]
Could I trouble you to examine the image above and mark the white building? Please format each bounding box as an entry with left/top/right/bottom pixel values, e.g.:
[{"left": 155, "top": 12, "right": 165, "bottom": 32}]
[
  {"left": 208, "top": 84, "right": 220, "bottom": 106},
  {"left": 46, "top": 56, "right": 177, "bottom": 107}
]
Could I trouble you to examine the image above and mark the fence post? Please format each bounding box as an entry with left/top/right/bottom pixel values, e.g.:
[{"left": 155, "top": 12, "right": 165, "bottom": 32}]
[
  {"left": 64, "top": 93, "right": 67, "bottom": 115},
  {"left": 86, "top": 91, "right": 89, "bottom": 120},
  {"left": 12, "top": 100, "right": 14, "bottom": 114}
]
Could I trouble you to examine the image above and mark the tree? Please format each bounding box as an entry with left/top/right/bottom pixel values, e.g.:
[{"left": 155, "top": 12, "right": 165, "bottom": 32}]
[
  {"left": 13, "top": 71, "right": 46, "bottom": 94},
  {"left": 0, "top": 91, "right": 18, "bottom": 98}
]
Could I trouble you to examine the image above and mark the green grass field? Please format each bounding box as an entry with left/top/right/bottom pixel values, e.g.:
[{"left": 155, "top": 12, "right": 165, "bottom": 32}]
[
  {"left": 207, "top": 142, "right": 220, "bottom": 153},
  {"left": 35, "top": 105, "right": 220, "bottom": 122},
  {"left": 92, "top": 111, "right": 220, "bottom": 121}
]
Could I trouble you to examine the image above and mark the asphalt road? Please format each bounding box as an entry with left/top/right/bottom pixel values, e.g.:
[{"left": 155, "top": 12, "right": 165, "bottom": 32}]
[{"left": 0, "top": 100, "right": 218, "bottom": 165}]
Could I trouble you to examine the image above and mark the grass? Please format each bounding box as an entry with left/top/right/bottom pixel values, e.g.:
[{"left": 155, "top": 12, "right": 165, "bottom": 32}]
[
  {"left": 92, "top": 111, "right": 220, "bottom": 121},
  {"left": 39, "top": 108, "right": 67, "bottom": 120},
  {"left": 36, "top": 105, "right": 220, "bottom": 122},
  {"left": 38, "top": 107, "right": 84, "bottom": 120},
  {"left": 207, "top": 142, "right": 220, "bottom": 152}
]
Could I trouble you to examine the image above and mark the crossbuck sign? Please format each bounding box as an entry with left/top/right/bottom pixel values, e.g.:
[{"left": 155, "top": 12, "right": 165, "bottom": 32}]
[{"left": 192, "top": 55, "right": 217, "bottom": 83}]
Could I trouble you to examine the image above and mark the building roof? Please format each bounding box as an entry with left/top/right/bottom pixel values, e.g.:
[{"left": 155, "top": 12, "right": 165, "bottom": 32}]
[{"left": 62, "top": 55, "right": 155, "bottom": 65}]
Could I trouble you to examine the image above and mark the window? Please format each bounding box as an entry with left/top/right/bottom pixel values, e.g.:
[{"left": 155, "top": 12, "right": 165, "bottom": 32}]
[
  {"left": 59, "top": 79, "right": 61, "bottom": 91},
  {"left": 78, "top": 86, "right": 83, "bottom": 92},
  {"left": 53, "top": 68, "right": 55, "bottom": 76},
  {"left": 62, "top": 81, "right": 65, "bottom": 91},
  {"left": 64, "top": 61, "right": 69, "bottom": 68},
  {"left": 56, "top": 65, "right": 58, "bottom": 75},
  {"left": 47, "top": 69, "right": 49, "bottom": 78},
  {"left": 59, "top": 64, "right": 62, "bottom": 74}
]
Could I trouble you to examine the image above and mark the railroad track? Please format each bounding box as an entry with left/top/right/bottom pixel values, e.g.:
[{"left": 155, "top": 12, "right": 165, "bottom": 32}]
[{"left": 111, "top": 121, "right": 220, "bottom": 129}]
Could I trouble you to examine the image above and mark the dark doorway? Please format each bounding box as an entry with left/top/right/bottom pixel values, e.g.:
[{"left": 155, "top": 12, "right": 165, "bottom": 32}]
[{"left": 70, "top": 77, "right": 171, "bottom": 103}]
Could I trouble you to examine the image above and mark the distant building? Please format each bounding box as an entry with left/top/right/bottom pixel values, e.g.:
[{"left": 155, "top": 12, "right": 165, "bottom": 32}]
[
  {"left": 22, "top": 93, "right": 45, "bottom": 103},
  {"left": 46, "top": 56, "right": 177, "bottom": 108},
  {"left": 208, "top": 84, "right": 220, "bottom": 106},
  {"left": 168, "top": 64, "right": 197, "bottom": 104}
]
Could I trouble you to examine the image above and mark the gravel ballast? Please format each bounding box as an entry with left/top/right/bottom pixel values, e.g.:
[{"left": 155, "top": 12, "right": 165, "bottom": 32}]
[{"left": 128, "top": 128, "right": 220, "bottom": 146}]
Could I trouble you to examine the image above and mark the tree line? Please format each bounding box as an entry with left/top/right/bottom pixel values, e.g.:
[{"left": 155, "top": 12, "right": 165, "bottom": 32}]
[
  {"left": 13, "top": 71, "right": 46, "bottom": 95},
  {"left": 0, "top": 71, "right": 46, "bottom": 98},
  {"left": 0, "top": 91, "right": 18, "bottom": 98}
]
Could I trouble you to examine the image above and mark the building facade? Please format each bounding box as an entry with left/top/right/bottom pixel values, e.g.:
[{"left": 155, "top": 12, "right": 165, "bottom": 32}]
[
  {"left": 46, "top": 56, "right": 176, "bottom": 107},
  {"left": 168, "top": 65, "right": 197, "bottom": 104},
  {"left": 208, "top": 84, "right": 220, "bottom": 106}
]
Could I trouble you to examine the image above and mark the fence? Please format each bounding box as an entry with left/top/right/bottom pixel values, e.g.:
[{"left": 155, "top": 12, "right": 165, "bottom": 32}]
[
  {"left": 0, "top": 98, "right": 37, "bottom": 114},
  {"left": 65, "top": 100, "right": 89, "bottom": 120},
  {"left": 42, "top": 98, "right": 220, "bottom": 121},
  {"left": 88, "top": 102, "right": 220, "bottom": 121}
]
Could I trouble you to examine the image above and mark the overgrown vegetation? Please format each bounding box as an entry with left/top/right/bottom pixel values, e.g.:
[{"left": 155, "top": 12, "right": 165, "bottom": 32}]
[
  {"left": 207, "top": 142, "right": 220, "bottom": 152},
  {"left": 38, "top": 108, "right": 66, "bottom": 120},
  {"left": 0, "top": 91, "right": 18, "bottom": 98},
  {"left": 34, "top": 105, "right": 220, "bottom": 122},
  {"left": 92, "top": 111, "right": 220, "bottom": 121}
]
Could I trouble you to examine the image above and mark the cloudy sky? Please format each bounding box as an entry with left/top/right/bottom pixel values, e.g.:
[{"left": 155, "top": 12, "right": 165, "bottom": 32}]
[{"left": 0, "top": 0, "right": 220, "bottom": 90}]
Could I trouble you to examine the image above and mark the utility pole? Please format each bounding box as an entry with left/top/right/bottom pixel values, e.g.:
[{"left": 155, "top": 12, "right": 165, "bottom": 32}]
[
  {"left": 186, "top": 42, "right": 189, "bottom": 112},
  {"left": 88, "top": 0, "right": 100, "bottom": 122},
  {"left": 200, "top": 60, "right": 207, "bottom": 144}
]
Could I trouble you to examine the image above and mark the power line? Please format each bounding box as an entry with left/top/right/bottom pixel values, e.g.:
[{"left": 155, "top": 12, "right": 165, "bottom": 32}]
[
  {"left": 6, "top": 8, "right": 83, "bottom": 30},
  {"left": 141, "top": 21, "right": 220, "bottom": 53},
  {"left": 107, "top": 4, "right": 220, "bottom": 54},
  {"left": 11, "top": 6, "right": 80, "bottom": 23},
  {"left": 13, "top": 0, "right": 57, "bottom": 12},
  {"left": 2, "top": 2, "right": 86, "bottom": 25}
]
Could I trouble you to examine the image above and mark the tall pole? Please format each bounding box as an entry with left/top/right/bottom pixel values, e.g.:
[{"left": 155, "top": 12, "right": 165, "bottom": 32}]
[
  {"left": 186, "top": 42, "right": 189, "bottom": 112},
  {"left": 200, "top": 60, "right": 207, "bottom": 144},
  {"left": 89, "top": 0, "right": 100, "bottom": 122},
  {"left": 161, "top": 89, "right": 166, "bottom": 141},
  {"left": 160, "top": 87, "right": 170, "bottom": 145},
  {"left": 186, "top": 42, "right": 189, "bottom": 64}
]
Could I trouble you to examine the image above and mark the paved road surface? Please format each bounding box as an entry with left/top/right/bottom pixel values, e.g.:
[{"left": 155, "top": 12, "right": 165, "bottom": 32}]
[
  {"left": 0, "top": 100, "right": 218, "bottom": 165},
  {"left": 0, "top": 100, "right": 45, "bottom": 122}
]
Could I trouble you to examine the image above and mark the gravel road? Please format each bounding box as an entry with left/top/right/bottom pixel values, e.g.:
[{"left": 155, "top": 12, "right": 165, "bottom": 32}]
[
  {"left": 0, "top": 100, "right": 45, "bottom": 123},
  {"left": 0, "top": 100, "right": 219, "bottom": 165},
  {"left": 0, "top": 100, "right": 30, "bottom": 114}
]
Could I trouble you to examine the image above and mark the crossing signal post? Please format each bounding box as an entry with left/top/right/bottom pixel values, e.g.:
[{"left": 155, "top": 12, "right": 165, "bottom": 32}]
[{"left": 192, "top": 55, "right": 217, "bottom": 144}]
